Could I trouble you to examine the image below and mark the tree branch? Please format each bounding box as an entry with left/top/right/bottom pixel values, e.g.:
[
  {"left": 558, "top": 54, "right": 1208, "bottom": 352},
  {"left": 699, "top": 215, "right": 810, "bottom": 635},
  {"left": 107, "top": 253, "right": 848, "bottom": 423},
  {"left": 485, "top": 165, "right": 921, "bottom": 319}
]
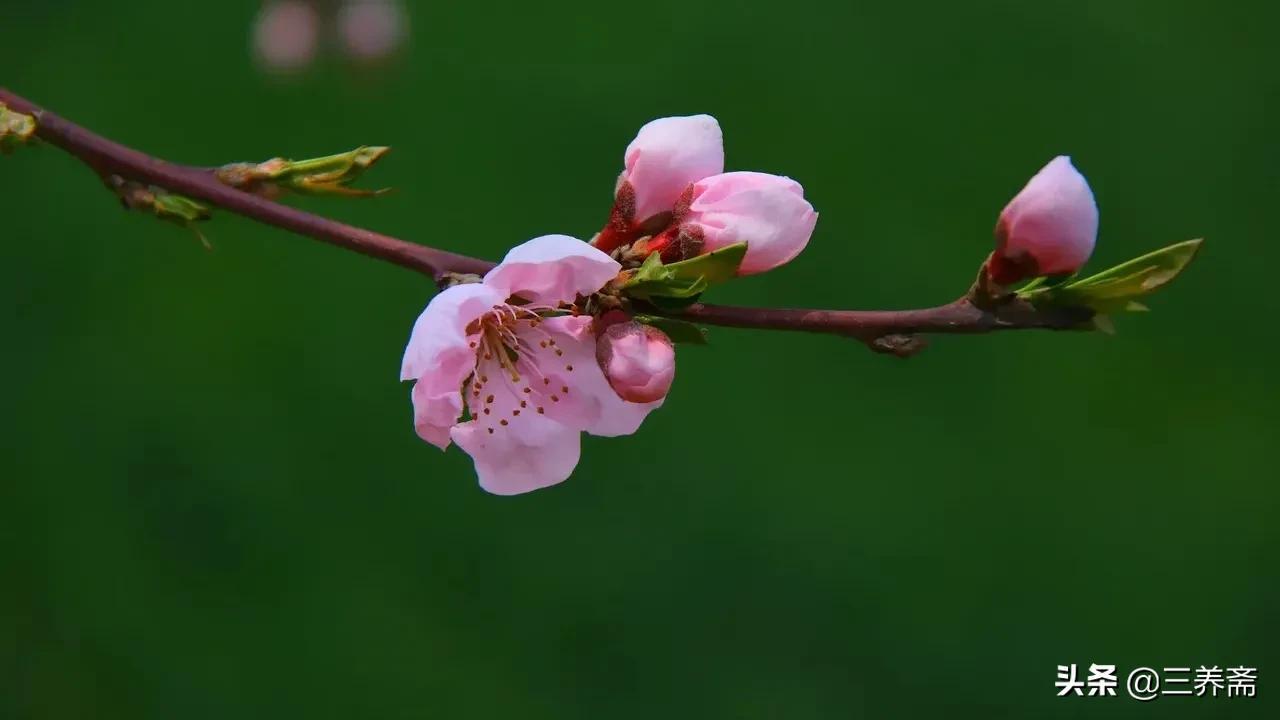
[
  {"left": 0, "top": 88, "right": 493, "bottom": 280},
  {"left": 675, "top": 298, "right": 1090, "bottom": 337},
  {"left": 1, "top": 87, "right": 1093, "bottom": 353}
]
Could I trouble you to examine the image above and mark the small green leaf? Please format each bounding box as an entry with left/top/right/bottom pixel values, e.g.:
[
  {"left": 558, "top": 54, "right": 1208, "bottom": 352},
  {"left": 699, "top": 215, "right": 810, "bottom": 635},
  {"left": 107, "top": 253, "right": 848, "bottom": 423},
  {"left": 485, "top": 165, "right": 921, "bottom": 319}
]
[
  {"left": 1017, "top": 276, "right": 1048, "bottom": 293},
  {"left": 622, "top": 242, "right": 746, "bottom": 301},
  {"left": 151, "top": 191, "right": 212, "bottom": 248},
  {"left": 110, "top": 176, "right": 212, "bottom": 248},
  {"left": 630, "top": 251, "right": 666, "bottom": 283},
  {"left": 660, "top": 241, "right": 747, "bottom": 286},
  {"left": 216, "top": 146, "right": 391, "bottom": 197},
  {"left": 633, "top": 314, "right": 708, "bottom": 345},
  {"left": 152, "top": 192, "right": 212, "bottom": 224},
  {"left": 641, "top": 289, "right": 706, "bottom": 310},
  {"left": 1020, "top": 239, "right": 1202, "bottom": 314}
]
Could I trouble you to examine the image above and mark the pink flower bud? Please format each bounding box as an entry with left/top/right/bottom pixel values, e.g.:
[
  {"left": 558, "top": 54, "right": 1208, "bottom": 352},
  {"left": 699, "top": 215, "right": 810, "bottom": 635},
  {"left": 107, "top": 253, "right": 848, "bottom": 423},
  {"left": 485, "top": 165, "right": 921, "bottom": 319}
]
[
  {"left": 596, "top": 322, "right": 676, "bottom": 404},
  {"left": 252, "top": 1, "right": 320, "bottom": 75},
  {"left": 681, "top": 171, "right": 818, "bottom": 275},
  {"left": 989, "top": 156, "right": 1098, "bottom": 285},
  {"left": 622, "top": 115, "right": 724, "bottom": 223}
]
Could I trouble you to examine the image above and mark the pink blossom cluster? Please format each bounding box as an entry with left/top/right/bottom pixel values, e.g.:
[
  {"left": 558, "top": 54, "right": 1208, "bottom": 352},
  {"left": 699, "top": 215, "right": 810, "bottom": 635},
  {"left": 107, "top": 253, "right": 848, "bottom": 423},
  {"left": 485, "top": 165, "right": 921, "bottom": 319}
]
[
  {"left": 593, "top": 115, "right": 819, "bottom": 275},
  {"left": 402, "top": 116, "right": 1101, "bottom": 494}
]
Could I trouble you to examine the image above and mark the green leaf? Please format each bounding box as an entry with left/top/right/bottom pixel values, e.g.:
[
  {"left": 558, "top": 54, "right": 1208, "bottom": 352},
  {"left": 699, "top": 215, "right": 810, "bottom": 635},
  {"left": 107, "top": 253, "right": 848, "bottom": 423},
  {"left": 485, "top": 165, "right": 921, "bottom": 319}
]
[
  {"left": 622, "top": 242, "right": 746, "bottom": 301},
  {"left": 644, "top": 291, "right": 704, "bottom": 311},
  {"left": 109, "top": 176, "right": 212, "bottom": 248},
  {"left": 1020, "top": 239, "right": 1202, "bottom": 314},
  {"left": 216, "top": 146, "right": 391, "bottom": 197},
  {"left": 151, "top": 191, "right": 212, "bottom": 248},
  {"left": 630, "top": 251, "right": 665, "bottom": 282},
  {"left": 660, "top": 241, "right": 747, "bottom": 286},
  {"left": 633, "top": 314, "right": 708, "bottom": 345},
  {"left": 152, "top": 192, "right": 212, "bottom": 225}
]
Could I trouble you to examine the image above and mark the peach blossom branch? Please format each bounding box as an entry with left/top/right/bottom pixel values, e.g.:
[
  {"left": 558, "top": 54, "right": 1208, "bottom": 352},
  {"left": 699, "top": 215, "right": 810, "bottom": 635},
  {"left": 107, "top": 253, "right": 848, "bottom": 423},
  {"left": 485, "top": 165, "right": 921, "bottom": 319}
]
[{"left": 0, "top": 87, "right": 1092, "bottom": 355}]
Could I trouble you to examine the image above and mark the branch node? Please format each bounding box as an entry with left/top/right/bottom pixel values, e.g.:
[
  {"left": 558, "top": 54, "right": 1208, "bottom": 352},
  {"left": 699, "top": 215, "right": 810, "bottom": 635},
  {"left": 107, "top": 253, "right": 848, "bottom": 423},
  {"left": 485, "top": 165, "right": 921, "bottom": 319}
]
[
  {"left": 0, "top": 102, "right": 37, "bottom": 154},
  {"left": 868, "top": 334, "right": 928, "bottom": 358},
  {"left": 437, "top": 271, "right": 484, "bottom": 289}
]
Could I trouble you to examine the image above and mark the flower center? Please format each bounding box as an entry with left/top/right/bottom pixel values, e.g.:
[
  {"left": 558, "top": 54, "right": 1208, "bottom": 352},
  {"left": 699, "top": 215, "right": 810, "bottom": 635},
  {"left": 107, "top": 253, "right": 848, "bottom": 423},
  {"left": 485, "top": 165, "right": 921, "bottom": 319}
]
[{"left": 463, "top": 303, "right": 579, "bottom": 435}]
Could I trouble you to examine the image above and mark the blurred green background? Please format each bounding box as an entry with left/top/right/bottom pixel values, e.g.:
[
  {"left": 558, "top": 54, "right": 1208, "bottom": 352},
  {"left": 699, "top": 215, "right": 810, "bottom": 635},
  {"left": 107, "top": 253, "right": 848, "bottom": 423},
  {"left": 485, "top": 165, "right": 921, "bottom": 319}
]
[{"left": 2, "top": 1, "right": 1277, "bottom": 717}]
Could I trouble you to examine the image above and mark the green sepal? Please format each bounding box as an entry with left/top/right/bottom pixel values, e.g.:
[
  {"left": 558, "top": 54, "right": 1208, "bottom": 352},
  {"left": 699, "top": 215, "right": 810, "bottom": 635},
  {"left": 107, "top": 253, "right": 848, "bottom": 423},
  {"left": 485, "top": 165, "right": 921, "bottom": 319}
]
[
  {"left": 1019, "top": 239, "right": 1202, "bottom": 314},
  {"left": 217, "top": 146, "right": 391, "bottom": 197},
  {"left": 622, "top": 242, "right": 746, "bottom": 301},
  {"left": 0, "top": 103, "right": 37, "bottom": 154},
  {"left": 633, "top": 314, "right": 708, "bottom": 345}
]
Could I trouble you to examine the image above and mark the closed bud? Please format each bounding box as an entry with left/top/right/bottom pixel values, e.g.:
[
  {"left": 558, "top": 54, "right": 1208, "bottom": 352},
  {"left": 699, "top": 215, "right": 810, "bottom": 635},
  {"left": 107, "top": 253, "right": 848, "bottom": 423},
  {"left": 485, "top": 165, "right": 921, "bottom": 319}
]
[
  {"left": 595, "top": 321, "right": 675, "bottom": 404},
  {"left": 989, "top": 156, "right": 1098, "bottom": 285},
  {"left": 681, "top": 171, "right": 817, "bottom": 275}
]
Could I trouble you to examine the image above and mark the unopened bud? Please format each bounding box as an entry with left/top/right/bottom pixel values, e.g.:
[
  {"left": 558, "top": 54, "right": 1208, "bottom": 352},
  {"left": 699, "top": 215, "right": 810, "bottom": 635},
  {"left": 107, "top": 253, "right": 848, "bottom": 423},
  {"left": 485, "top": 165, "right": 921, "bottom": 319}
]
[
  {"left": 680, "top": 171, "right": 817, "bottom": 275},
  {"left": 0, "top": 103, "right": 37, "bottom": 154},
  {"left": 988, "top": 156, "right": 1097, "bottom": 285},
  {"left": 595, "top": 321, "right": 675, "bottom": 403}
]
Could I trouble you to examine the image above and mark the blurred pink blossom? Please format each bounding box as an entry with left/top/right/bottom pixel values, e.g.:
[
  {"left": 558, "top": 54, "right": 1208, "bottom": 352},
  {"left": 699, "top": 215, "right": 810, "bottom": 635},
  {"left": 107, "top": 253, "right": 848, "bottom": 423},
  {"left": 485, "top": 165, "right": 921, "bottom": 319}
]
[
  {"left": 338, "top": 0, "right": 407, "bottom": 63},
  {"left": 253, "top": 0, "right": 320, "bottom": 74}
]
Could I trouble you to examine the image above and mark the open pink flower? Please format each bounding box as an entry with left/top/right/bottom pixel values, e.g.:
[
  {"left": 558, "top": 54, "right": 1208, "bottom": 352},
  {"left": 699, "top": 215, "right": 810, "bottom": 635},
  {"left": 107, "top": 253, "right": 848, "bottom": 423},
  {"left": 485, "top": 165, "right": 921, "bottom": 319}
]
[
  {"left": 989, "top": 156, "right": 1098, "bottom": 285},
  {"left": 401, "top": 235, "right": 662, "bottom": 495},
  {"left": 597, "top": 115, "right": 818, "bottom": 275}
]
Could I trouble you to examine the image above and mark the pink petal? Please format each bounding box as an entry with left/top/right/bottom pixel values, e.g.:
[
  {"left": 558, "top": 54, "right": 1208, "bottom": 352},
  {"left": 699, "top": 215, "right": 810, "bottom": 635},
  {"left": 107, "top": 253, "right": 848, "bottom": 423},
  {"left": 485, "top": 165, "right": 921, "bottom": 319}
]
[
  {"left": 994, "top": 156, "right": 1098, "bottom": 282},
  {"left": 623, "top": 115, "right": 725, "bottom": 222},
  {"left": 540, "top": 316, "right": 662, "bottom": 437},
  {"left": 410, "top": 345, "right": 474, "bottom": 450},
  {"left": 400, "top": 283, "right": 503, "bottom": 382},
  {"left": 483, "top": 235, "right": 621, "bottom": 306},
  {"left": 402, "top": 283, "right": 503, "bottom": 451},
  {"left": 686, "top": 171, "right": 818, "bottom": 275},
  {"left": 449, "top": 386, "right": 582, "bottom": 496},
  {"left": 412, "top": 382, "right": 458, "bottom": 450}
]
